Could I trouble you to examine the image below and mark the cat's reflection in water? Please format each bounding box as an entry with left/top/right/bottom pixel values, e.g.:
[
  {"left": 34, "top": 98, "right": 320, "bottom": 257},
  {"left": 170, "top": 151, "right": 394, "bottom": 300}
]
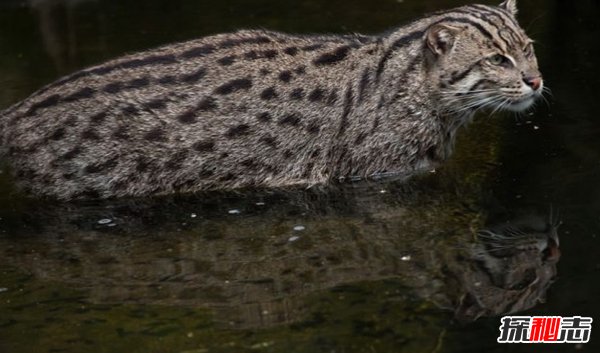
[
  {"left": 451, "top": 215, "right": 561, "bottom": 322},
  {"left": 0, "top": 186, "right": 561, "bottom": 327}
]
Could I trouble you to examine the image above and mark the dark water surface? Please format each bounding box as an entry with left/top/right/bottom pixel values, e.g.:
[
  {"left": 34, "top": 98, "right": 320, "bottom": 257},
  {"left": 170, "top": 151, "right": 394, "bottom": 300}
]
[{"left": 0, "top": 0, "right": 598, "bottom": 352}]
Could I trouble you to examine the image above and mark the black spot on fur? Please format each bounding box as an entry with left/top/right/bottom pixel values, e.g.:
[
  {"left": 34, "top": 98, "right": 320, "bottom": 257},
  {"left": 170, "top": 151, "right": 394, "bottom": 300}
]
[
  {"left": 26, "top": 94, "right": 60, "bottom": 116},
  {"left": 81, "top": 129, "right": 100, "bottom": 140},
  {"left": 158, "top": 75, "right": 177, "bottom": 85},
  {"left": 311, "top": 149, "right": 321, "bottom": 159},
  {"left": 225, "top": 124, "right": 250, "bottom": 138},
  {"left": 178, "top": 111, "right": 197, "bottom": 124},
  {"left": 103, "top": 82, "right": 122, "bottom": 94},
  {"left": 63, "top": 87, "right": 95, "bottom": 102},
  {"left": 61, "top": 146, "right": 82, "bottom": 160},
  {"left": 314, "top": 45, "right": 352, "bottom": 66},
  {"left": 306, "top": 122, "right": 320, "bottom": 134},
  {"left": 278, "top": 70, "right": 292, "bottom": 83},
  {"left": 124, "top": 77, "right": 150, "bottom": 89},
  {"left": 245, "top": 49, "right": 278, "bottom": 60},
  {"left": 135, "top": 157, "right": 151, "bottom": 172},
  {"left": 283, "top": 150, "right": 293, "bottom": 159},
  {"left": 122, "top": 105, "right": 139, "bottom": 116},
  {"left": 214, "top": 78, "right": 252, "bottom": 95},
  {"left": 308, "top": 88, "right": 325, "bottom": 102},
  {"left": 279, "top": 113, "right": 301, "bottom": 126},
  {"left": 260, "top": 136, "right": 277, "bottom": 148},
  {"left": 244, "top": 50, "right": 259, "bottom": 60},
  {"left": 49, "top": 127, "right": 65, "bottom": 141},
  {"left": 218, "top": 55, "right": 237, "bottom": 66},
  {"left": 259, "top": 68, "right": 271, "bottom": 76},
  {"left": 181, "top": 68, "right": 207, "bottom": 84},
  {"left": 144, "top": 127, "right": 167, "bottom": 141},
  {"left": 193, "top": 140, "right": 215, "bottom": 152},
  {"left": 144, "top": 98, "right": 167, "bottom": 110},
  {"left": 84, "top": 157, "right": 118, "bottom": 174},
  {"left": 290, "top": 88, "right": 304, "bottom": 100},
  {"left": 90, "top": 111, "right": 107, "bottom": 124},
  {"left": 284, "top": 47, "right": 299, "bottom": 56},
  {"left": 180, "top": 44, "right": 216, "bottom": 59},
  {"left": 302, "top": 44, "right": 323, "bottom": 52},
  {"left": 244, "top": 49, "right": 279, "bottom": 60},
  {"left": 260, "top": 87, "right": 278, "bottom": 100},
  {"left": 257, "top": 112, "right": 272, "bottom": 122}
]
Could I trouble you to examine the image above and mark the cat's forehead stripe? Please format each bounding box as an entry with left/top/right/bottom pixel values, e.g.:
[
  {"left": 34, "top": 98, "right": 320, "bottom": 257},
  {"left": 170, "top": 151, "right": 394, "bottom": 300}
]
[{"left": 466, "top": 5, "right": 529, "bottom": 48}]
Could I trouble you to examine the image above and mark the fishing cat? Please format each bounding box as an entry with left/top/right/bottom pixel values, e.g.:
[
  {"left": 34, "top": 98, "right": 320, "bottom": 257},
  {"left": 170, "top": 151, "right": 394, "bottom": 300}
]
[{"left": 0, "top": 0, "right": 543, "bottom": 200}]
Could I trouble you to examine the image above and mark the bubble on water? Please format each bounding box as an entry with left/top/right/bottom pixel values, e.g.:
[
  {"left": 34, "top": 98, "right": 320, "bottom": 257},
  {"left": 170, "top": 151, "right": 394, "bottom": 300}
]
[
  {"left": 293, "top": 225, "right": 305, "bottom": 231},
  {"left": 0, "top": 288, "right": 7, "bottom": 293},
  {"left": 97, "top": 218, "right": 113, "bottom": 225},
  {"left": 190, "top": 213, "right": 197, "bottom": 218},
  {"left": 255, "top": 202, "right": 266, "bottom": 206},
  {"left": 533, "top": 125, "right": 540, "bottom": 130},
  {"left": 228, "top": 209, "right": 241, "bottom": 215},
  {"left": 401, "top": 255, "right": 412, "bottom": 261},
  {"left": 288, "top": 236, "right": 300, "bottom": 242}
]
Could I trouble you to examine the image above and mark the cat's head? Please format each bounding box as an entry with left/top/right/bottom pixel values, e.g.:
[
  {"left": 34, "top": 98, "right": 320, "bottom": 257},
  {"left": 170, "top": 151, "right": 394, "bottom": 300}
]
[{"left": 426, "top": 0, "right": 544, "bottom": 113}]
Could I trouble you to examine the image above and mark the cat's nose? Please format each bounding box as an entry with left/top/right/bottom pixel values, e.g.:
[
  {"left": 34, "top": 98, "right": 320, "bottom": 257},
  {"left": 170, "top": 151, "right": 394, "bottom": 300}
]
[{"left": 523, "top": 76, "right": 543, "bottom": 91}]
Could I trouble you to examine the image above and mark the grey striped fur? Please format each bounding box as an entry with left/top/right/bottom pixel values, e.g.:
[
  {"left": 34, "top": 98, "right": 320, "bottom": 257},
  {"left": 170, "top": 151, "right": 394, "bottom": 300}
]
[{"left": 0, "top": 0, "right": 543, "bottom": 200}]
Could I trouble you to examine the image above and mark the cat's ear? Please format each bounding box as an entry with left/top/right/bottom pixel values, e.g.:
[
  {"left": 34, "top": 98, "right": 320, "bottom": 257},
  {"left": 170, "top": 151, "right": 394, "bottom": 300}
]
[
  {"left": 499, "top": 0, "right": 518, "bottom": 16},
  {"left": 426, "top": 24, "right": 461, "bottom": 56}
]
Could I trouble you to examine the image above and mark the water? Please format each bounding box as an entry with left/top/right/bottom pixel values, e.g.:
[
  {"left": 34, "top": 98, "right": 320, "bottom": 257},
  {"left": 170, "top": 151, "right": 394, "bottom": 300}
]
[{"left": 0, "top": 0, "right": 599, "bottom": 352}]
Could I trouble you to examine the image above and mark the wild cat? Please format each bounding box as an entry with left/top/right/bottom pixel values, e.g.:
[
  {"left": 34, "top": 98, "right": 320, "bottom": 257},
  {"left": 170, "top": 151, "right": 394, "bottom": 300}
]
[{"left": 0, "top": 0, "right": 543, "bottom": 200}]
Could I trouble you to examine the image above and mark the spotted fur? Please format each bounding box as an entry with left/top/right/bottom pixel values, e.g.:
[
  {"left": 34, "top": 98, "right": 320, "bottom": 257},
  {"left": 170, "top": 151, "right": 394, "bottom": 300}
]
[{"left": 0, "top": 0, "right": 543, "bottom": 200}]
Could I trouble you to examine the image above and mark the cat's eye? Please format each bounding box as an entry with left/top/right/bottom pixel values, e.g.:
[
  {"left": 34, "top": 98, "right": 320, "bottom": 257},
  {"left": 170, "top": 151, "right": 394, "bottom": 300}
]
[{"left": 489, "top": 54, "right": 512, "bottom": 68}]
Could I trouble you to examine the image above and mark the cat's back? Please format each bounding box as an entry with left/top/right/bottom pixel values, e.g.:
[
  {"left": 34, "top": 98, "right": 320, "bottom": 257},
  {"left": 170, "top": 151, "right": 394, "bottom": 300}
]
[{"left": 1, "top": 29, "right": 375, "bottom": 199}]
